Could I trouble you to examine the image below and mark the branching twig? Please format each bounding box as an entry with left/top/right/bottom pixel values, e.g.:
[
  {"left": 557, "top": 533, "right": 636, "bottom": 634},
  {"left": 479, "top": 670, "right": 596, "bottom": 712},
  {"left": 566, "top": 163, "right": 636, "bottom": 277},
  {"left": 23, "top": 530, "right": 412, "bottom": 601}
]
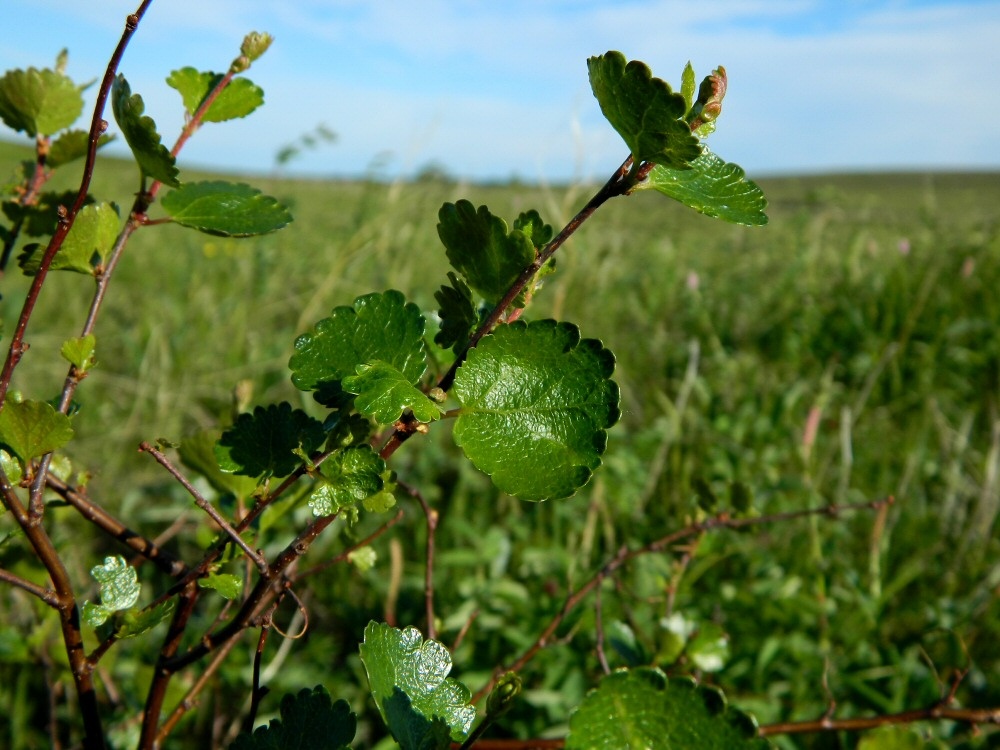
[
  {"left": 139, "top": 441, "right": 268, "bottom": 573},
  {"left": 472, "top": 496, "right": 896, "bottom": 702}
]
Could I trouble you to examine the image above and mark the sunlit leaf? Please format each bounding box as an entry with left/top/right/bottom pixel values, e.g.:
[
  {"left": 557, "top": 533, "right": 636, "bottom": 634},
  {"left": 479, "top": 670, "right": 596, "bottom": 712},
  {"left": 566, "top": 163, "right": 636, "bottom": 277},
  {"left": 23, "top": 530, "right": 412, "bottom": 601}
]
[
  {"left": 0, "top": 398, "right": 74, "bottom": 463},
  {"left": 166, "top": 67, "right": 264, "bottom": 122},
  {"left": 587, "top": 51, "right": 700, "bottom": 169},
  {"left": 359, "top": 622, "right": 475, "bottom": 747},
  {"left": 160, "top": 181, "right": 291, "bottom": 236},
  {"left": 308, "top": 446, "right": 385, "bottom": 517},
  {"left": 0, "top": 66, "right": 83, "bottom": 136},
  {"left": 639, "top": 148, "right": 768, "bottom": 226},
  {"left": 343, "top": 361, "right": 442, "bottom": 425},
  {"left": 452, "top": 319, "right": 620, "bottom": 501},
  {"left": 567, "top": 668, "right": 771, "bottom": 749},
  {"left": 81, "top": 556, "right": 141, "bottom": 628}
]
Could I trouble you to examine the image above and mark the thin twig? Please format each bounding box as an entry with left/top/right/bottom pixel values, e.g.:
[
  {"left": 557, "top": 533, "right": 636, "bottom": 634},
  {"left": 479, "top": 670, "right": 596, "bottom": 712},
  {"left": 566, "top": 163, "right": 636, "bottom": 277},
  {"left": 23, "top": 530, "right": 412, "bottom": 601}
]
[
  {"left": 0, "top": 566, "right": 58, "bottom": 605},
  {"left": 139, "top": 441, "right": 268, "bottom": 573},
  {"left": 401, "top": 482, "right": 439, "bottom": 638},
  {"left": 472, "top": 496, "right": 895, "bottom": 702},
  {"left": 245, "top": 612, "right": 273, "bottom": 735}
]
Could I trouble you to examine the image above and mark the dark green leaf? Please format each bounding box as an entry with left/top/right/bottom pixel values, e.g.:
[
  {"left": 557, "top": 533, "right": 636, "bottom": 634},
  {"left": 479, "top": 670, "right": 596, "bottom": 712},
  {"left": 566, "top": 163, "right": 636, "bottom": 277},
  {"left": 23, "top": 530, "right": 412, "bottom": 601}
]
[
  {"left": 382, "top": 688, "right": 454, "bottom": 750},
  {"left": 0, "top": 398, "right": 74, "bottom": 463},
  {"left": 0, "top": 66, "right": 83, "bottom": 136},
  {"left": 115, "top": 599, "right": 175, "bottom": 639},
  {"left": 111, "top": 75, "right": 180, "bottom": 187},
  {"left": 160, "top": 181, "right": 291, "bottom": 236},
  {"left": 5, "top": 190, "right": 93, "bottom": 237},
  {"left": 179, "top": 428, "right": 259, "bottom": 498},
  {"left": 47, "top": 129, "right": 113, "bottom": 168},
  {"left": 692, "top": 476, "right": 718, "bottom": 513},
  {"left": 587, "top": 51, "right": 700, "bottom": 169},
  {"left": 359, "top": 622, "right": 475, "bottom": 745},
  {"left": 452, "top": 319, "right": 620, "bottom": 501},
  {"left": 639, "top": 149, "right": 768, "bottom": 226},
  {"left": 566, "top": 668, "right": 772, "bottom": 749},
  {"left": 436, "top": 200, "right": 535, "bottom": 305},
  {"left": 343, "top": 361, "right": 442, "bottom": 425},
  {"left": 166, "top": 67, "right": 264, "bottom": 123},
  {"left": 434, "top": 271, "right": 478, "bottom": 352},
  {"left": 513, "top": 209, "right": 553, "bottom": 249},
  {"left": 730, "top": 481, "right": 753, "bottom": 514},
  {"left": 229, "top": 686, "right": 356, "bottom": 750},
  {"left": 215, "top": 403, "right": 325, "bottom": 479},
  {"left": 81, "top": 556, "right": 141, "bottom": 628},
  {"left": 308, "top": 446, "right": 385, "bottom": 517},
  {"left": 19, "top": 202, "right": 119, "bottom": 275},
  {"left": 289, "top": 291, "right": 428, "bottom": 408}
]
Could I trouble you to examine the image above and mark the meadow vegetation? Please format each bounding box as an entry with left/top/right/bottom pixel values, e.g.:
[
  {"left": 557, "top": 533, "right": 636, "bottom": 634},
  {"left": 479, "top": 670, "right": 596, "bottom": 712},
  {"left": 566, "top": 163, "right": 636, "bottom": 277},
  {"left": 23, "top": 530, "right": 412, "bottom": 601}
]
[{"left": 3, "top": 124, "right": 999, "bottom": 747}]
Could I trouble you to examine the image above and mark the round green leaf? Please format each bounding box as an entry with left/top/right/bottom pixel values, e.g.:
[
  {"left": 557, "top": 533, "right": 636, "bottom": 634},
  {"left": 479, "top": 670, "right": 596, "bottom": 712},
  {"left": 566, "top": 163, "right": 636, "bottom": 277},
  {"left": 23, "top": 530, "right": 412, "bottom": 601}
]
[
  {"left": 452, "top": 319, "right": 620, "bottom": 501},
  {"left": 640, "top": 148, "right": 769, "bottom": 226},
  {"left": 587, "top": 51, "right": 701, "bottom": 169},
  {"left": 160, "top": 180, "right": 292, "bottom": 236},
  {"left": 0, "top": 66, "right": 83, "bottom": 136},
  {"left": 567, "top": 668, "right": 772, "bottom": 750},
  {"left": 289, "top": 291, "right": 428, "bottom": 406}
]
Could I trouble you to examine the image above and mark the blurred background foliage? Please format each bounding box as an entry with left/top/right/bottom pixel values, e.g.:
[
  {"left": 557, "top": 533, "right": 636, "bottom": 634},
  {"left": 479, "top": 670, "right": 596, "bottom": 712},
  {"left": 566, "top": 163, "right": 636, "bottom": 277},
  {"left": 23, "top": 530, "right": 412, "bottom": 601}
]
[{"left": 1, "top": 139, "right": 999, "bottom": 747}]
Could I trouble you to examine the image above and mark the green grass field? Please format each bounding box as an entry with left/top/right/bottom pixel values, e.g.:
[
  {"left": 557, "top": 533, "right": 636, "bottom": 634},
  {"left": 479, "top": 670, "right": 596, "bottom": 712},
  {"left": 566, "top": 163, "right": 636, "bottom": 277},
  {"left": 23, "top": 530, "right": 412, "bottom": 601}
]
[{"left": 2, "top": 136, "right": 1000, "bottom": 748}]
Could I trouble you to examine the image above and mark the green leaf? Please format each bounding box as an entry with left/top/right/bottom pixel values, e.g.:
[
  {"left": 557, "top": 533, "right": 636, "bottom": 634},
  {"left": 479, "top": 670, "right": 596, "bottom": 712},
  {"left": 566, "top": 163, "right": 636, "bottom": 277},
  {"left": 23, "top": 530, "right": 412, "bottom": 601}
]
[
  {"left": 47, "top": 129, "right": 114, "bottom": 169},
  {"left": 687, "top": 623, "right": 729, "bottom": 672},
  {"left": 343, "top": 361, "right": 442, "bottom": 425},
  {"left": 436, "top": 200, "right": 535, "bottom": 305},
  {"left": 115, "top": 599, "right": 175, "bottom": 639},
  {"left": 434, "top": 271, "right": 478, "bottom": 353},
  {"left": 639, "top": 149, "right": 768, "bottom": 226},
  {"left": 0, "top": 449, "right": 23, "bottom": 484},
  {"left": 360, "top": 622, "right": 476, "bottom": 745},
  {"left": 166, "top": 67, "right": 264, "bottom": 122},
  {"left": 308, "top": 446, "right": 385, "bottom": 517},
  {"left": 215, "top": 403, "right": 326, "bottom": 479},
  {"left": 680, "top": 62, "right": 697, "bottom": 112},
  {"left": 587, "top": 51, "right": 701, "bottom": 169},
  {"left": 566, "top": 668, "right": 772, "bottom": 750},
  {"left": 857, "top": 726, "right": 928, "bottom": 750},
  {"left": 198, "top": 573, "right": 242, "bottom": 600},
  {"left": 3, "top": 190, "right": 92, "bottom": 237},
  {"left": 111, "top": 74, "right": 180, "bottom": 187},
  {"left": 289, "top": 291, "right": 428, "bottom": 408},
  {"left": 160, "top": 180, "right": 291, "bottom": 237},
  {"left": 0, "top": 398, "right": 74, "bottom": 463},
  {"left": 60, "top": 334, "right": 97, "bottom": 372},
  {"left": 81, "top": 556, "right": 141, "bottom": 628},
  {"left": 0, "top": 66, "right": 83, "bottom": 136},
  {"left": 382, "top": 688, "right": 454, "bottom": 750},
  {"left": 18, "top": 202, "right": 119, "bottom": 276},
  {"left": 230, "top": 685, "right": 356, "bottom": 750},
  {"left": 452, "top": 320, "right": 620, "bottom": 501},
  {"left": 513, "top": 209, "right": 553, "bottom": 249}
]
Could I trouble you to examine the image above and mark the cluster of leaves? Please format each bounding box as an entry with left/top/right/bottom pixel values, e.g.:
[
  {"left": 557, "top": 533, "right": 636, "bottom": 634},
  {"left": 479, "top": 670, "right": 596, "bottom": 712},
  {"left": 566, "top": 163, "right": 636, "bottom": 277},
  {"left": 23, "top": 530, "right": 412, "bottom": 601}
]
[{"left": 0, "top": 31, "right": 805, "bottom": 749}]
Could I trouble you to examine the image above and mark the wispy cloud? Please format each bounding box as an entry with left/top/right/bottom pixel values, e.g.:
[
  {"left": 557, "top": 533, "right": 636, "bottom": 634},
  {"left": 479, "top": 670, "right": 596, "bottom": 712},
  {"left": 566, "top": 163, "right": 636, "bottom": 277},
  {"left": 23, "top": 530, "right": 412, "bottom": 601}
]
[{"left": 0, "top": 1, "right": 996, "bottom": 180}]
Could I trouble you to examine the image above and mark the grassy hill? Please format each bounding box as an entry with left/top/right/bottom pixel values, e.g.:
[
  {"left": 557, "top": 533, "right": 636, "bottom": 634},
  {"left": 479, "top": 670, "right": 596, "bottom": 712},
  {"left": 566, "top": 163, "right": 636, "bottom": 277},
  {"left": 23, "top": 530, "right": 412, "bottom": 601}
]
[{"left": 2, "top": 135, "right": 1000, "bottom": 746}]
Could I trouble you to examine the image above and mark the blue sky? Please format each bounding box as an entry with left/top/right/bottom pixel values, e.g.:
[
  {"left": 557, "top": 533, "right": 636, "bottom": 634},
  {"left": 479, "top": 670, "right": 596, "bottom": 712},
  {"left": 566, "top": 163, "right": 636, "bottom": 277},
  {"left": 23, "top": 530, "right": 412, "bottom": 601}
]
[{"left": 1, "top": 1, "right": 997, "bottom": 182}]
